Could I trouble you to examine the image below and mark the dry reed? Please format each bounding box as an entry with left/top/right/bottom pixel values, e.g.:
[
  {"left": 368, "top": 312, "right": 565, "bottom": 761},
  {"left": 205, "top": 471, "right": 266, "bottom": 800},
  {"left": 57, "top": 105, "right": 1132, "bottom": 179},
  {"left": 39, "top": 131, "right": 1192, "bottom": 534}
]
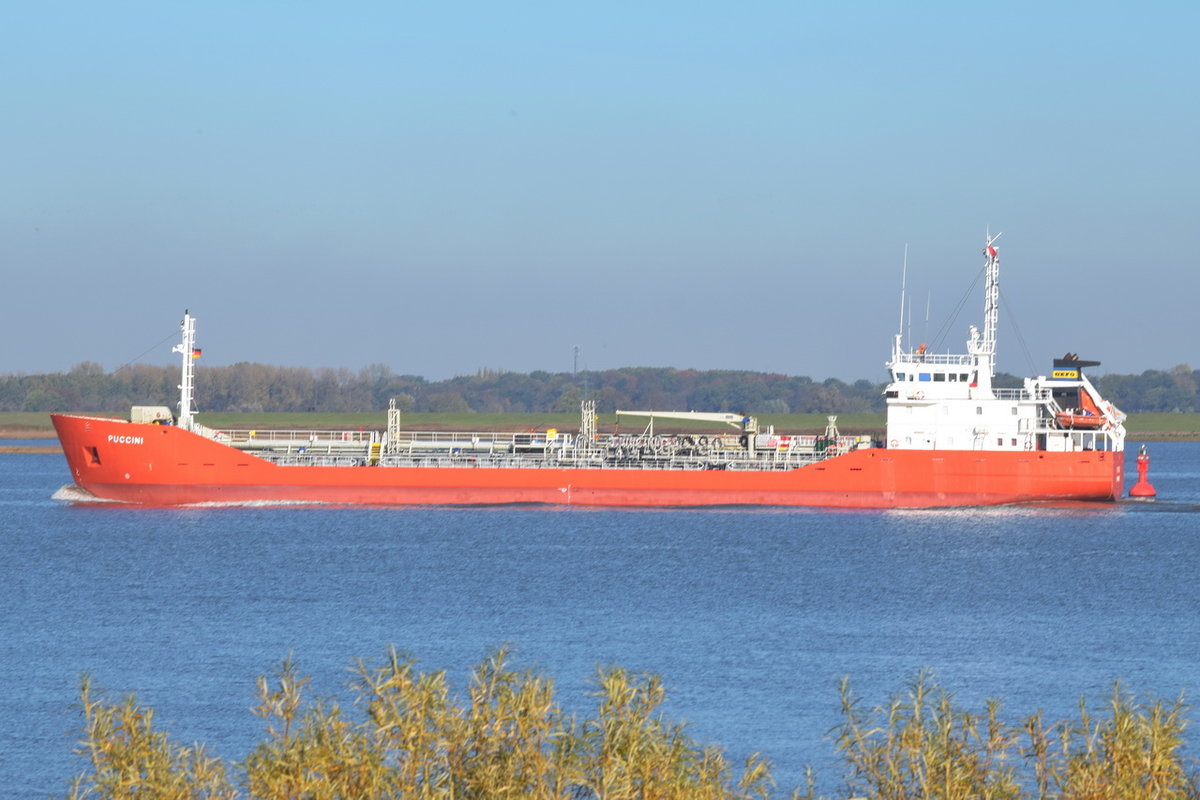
[{"left": 64, "top": 654, "right": 1199, "bottom": 799}]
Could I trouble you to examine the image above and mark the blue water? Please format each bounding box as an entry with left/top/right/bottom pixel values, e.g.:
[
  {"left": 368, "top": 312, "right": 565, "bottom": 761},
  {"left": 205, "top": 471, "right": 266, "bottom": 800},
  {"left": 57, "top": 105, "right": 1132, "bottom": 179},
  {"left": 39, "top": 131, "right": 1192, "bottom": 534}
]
[{"left": 2, "top": 443, "right": 1198, "bottom": 798}]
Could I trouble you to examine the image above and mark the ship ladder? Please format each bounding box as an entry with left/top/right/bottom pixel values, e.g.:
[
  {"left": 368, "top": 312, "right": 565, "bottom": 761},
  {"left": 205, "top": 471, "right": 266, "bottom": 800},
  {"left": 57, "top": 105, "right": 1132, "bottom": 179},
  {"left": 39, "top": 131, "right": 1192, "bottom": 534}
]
[{"left": 367, "top": 441, "right": 382, "bottom": 466}]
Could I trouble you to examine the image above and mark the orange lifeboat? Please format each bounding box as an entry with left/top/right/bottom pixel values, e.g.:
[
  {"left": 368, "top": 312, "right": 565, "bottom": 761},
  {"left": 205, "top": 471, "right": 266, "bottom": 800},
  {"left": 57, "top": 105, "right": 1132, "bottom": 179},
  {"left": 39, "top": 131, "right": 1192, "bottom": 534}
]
[{"left": 1055, "top": 409, "right": 1105, "bottom": 429}]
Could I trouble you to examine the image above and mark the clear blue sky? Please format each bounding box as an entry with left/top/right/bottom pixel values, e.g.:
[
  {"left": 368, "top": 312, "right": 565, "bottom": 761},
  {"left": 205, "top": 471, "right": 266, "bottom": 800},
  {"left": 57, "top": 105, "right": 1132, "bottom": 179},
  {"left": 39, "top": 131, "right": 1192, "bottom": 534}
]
[{"left": 4, "top": 1, "right": 1197, "bottom": 383}]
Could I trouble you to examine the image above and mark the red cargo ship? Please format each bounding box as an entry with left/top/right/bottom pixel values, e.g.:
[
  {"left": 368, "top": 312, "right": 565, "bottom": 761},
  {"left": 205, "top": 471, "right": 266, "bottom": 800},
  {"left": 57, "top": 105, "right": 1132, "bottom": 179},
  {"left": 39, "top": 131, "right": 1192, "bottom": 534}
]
[{"left": 51, "top": 235, "right": 1126, "bottom": 507}]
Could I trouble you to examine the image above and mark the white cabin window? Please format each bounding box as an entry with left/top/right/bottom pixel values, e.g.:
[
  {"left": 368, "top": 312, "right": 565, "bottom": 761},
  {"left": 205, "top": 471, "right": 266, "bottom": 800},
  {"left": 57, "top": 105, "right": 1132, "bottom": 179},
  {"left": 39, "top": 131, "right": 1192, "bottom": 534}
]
[
  {"left": 997, "top": 438, "right": 1003, "bottom": 447},
  {"left": 1011, "top": 406, "right": 1018, "bottom": 415},
  {"left": 976, "top": 407, "right": 983, "bottom": 415},
  {"left": 895, "top": 372, "right": 906, "bottom": 381}
]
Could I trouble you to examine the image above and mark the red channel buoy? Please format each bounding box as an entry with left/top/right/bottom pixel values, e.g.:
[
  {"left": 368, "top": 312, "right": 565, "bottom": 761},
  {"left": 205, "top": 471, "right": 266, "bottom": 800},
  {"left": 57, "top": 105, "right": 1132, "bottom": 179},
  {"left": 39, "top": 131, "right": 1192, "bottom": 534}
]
[{"left": 1128, "top": 445, "right": 1157, "bottom": 499}]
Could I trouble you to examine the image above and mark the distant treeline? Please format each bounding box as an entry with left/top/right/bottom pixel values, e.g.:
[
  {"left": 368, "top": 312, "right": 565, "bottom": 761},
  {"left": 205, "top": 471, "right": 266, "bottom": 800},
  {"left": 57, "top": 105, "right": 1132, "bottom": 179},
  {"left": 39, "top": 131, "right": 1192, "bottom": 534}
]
[{"left": 1, "top": 361, "right": 1196, "bottom": 415}]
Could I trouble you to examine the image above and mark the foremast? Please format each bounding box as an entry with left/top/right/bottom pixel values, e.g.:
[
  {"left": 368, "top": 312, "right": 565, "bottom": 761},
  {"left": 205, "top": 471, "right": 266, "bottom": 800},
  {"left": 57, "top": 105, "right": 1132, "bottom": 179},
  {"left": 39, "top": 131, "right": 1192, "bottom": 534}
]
[{"left": 171, "top": 311, "right": 198, "bottom": 431}]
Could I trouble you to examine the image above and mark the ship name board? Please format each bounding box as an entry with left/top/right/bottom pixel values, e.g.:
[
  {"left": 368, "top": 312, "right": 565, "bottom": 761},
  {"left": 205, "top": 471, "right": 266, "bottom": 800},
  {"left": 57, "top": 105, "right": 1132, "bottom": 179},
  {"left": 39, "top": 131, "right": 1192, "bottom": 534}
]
[
  {"left": 1052, "top": 369, "right": 1079, "bottom": 379},
  {"left": 107, "top": 434, "right": 145, "bottom": 445}
]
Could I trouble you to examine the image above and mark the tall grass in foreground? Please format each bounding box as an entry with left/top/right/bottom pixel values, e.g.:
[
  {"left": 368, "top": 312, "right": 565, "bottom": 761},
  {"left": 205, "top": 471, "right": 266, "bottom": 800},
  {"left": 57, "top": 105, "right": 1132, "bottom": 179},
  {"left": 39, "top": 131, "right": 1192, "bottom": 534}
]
[
  {"left": 835, "top": 671, "right": 1195, "bottom": 800},
  {"left": 64, "top": 649, "right": 1197, "bottom": 799}
]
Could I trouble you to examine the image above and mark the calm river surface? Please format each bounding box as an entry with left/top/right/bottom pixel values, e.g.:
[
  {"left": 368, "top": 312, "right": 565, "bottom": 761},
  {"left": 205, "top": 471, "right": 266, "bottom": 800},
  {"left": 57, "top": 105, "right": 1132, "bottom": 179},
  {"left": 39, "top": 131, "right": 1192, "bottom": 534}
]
[{"left": 2, "top": 442, "right": 1198, "bottom": 797}]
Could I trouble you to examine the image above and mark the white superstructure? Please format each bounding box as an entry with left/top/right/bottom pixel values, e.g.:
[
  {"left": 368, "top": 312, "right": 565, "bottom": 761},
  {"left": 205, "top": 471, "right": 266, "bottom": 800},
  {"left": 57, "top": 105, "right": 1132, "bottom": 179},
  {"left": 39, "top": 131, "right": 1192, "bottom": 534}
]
[{"left": 883, "top": 236, "right": 1125, "bottom": 454}]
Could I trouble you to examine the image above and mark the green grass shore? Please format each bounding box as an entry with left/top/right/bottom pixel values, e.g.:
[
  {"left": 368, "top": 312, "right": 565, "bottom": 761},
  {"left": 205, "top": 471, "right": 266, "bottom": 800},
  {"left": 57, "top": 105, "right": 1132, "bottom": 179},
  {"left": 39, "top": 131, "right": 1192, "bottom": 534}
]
[{"left": 5, "top": 411, "right": 1200, "bottom": 441}]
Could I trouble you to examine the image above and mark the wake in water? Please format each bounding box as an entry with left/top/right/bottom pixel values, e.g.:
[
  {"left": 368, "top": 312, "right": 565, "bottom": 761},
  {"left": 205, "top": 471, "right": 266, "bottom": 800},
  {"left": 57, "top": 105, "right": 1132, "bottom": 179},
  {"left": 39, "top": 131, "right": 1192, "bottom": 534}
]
[
  {"left": 1117, "top": 498, "right": 1200, "bottom": 513},
  {"left": 51, "top": 484, "right": 127, "bottom": 504},
  {"left": 50, "top": 484, "right": 332, "bottom": 508},
  {"left": 182, "top": 499, "right": 332, "bottom": 508}
]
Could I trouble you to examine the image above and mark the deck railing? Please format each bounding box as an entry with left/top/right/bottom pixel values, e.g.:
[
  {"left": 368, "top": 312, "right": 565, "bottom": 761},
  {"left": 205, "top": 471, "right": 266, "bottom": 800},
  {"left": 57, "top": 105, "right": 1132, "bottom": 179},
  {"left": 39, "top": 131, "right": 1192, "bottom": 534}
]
[
  {"left": 892, "top": 351, "right": 976, "bottom": 366},
  {"left": 216, "top": 426, "right": 869, "bottom": 471},
  {"left": 212, "top": 428, "right": 375, "bottom": 453}
]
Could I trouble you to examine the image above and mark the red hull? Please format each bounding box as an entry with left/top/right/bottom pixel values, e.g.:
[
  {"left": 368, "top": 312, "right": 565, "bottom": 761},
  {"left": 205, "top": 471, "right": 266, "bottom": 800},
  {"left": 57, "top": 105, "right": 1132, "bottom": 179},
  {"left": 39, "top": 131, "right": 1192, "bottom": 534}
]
[{"left": 51, "top": 414, "right": 1124, "bottom": 508}]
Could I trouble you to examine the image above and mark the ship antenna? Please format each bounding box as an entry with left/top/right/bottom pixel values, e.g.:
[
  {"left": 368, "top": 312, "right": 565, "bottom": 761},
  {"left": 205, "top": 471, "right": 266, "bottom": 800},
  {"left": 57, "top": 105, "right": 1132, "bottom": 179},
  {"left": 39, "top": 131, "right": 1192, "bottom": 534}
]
[
  {"left": 924, "top": 291, "right": 931, "bottom": 346},
  {"left": 897, "top": 244, "right": 908, "bottom": 345},
  {"left": 171, "top": 311, "right": 197, "bottom": 431},
  {"left": 906, "top": 295, "right": 913, "bottom": 353}
]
